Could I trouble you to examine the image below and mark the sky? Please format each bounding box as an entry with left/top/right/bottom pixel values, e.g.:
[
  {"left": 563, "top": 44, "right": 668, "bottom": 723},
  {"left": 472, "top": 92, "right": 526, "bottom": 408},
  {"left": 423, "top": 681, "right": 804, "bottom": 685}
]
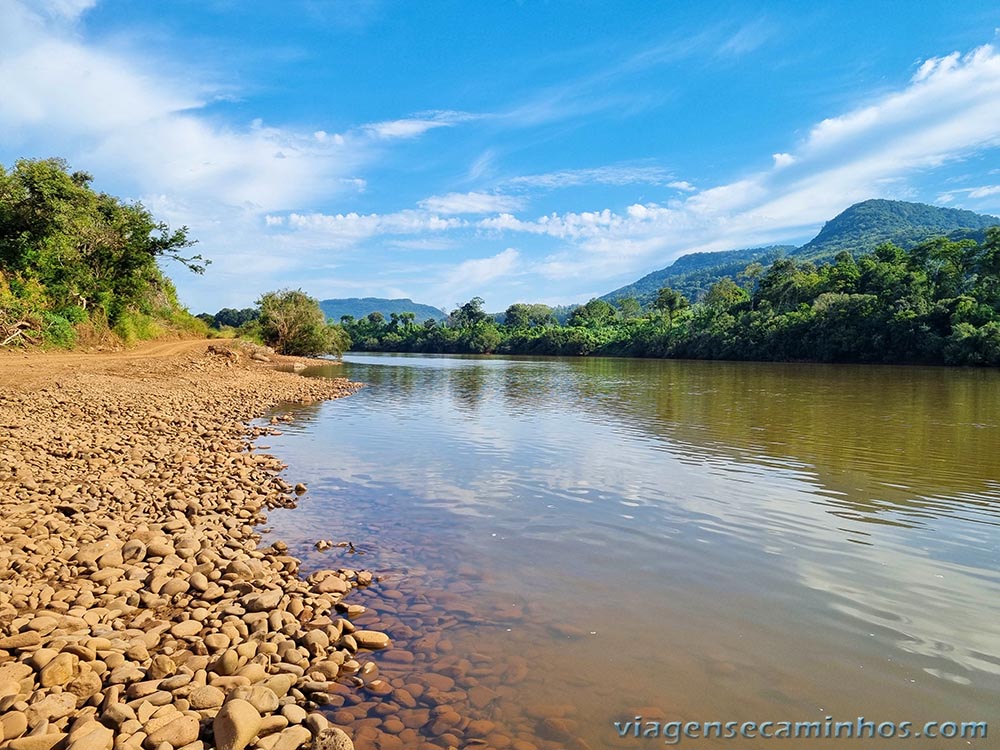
[{"left": 2, "top": 1, "right": 1000, "bottom": 314}]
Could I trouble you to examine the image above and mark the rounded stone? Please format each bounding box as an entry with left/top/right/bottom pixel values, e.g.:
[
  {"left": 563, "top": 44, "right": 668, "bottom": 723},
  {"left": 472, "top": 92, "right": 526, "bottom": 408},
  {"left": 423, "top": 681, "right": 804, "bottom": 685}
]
[
  {"left": 188, "top": 685, "right": 225, "bottom": 710},
  {"left": 352, "top": 631, "right": 391, "bottom": 650},
  {"left": 310, "top": 727, "right": 354, "bottom": 750},
  {"left": 213, "top": 699, "right": 262, "bottom": 750},
  {"left": 145, "top": 714, "right": 200, "bottom": 750}
]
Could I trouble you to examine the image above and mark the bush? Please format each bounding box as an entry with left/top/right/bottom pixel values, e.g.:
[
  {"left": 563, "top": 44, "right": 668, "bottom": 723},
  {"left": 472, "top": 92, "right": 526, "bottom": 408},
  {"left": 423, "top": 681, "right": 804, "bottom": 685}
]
[
  {"left": 256, "top": 289, "right": 350, "bottom": 356},
  {"left": 41, "top": 312, "right": 78, "bottom": 348},
  {"left": 112, "top": 311, "right": 162, "bottom": 345}
]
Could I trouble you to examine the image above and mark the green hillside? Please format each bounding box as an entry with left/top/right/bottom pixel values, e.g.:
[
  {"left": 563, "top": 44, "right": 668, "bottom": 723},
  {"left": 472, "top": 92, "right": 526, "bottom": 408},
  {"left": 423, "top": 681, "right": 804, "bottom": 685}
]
[
  {"left": 601, "top": 245, "right": 793, "bottom": 305},
  {"left": 319, "top": 297, "right": 447, "bottom": 323},
  {"left": 795, "top": 199, "right": 999, "bottom": 260},
  {"left": 601, "top": 199, "right": 999, "bottom": 306}
]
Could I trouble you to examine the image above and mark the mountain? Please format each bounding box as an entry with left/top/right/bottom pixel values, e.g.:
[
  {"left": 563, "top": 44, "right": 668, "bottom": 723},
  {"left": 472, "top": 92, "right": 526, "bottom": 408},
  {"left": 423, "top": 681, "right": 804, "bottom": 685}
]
[
  {"left": 601, "top": 199, "right": 999, "bottom": 305},
  {"left": 601, "top": 245, "right": 794, "bottom": 306},
  {"left": 794, "top": 199, "right": 999, "bottom": 260},
  {"left": 319, "top": 297, "right": 447, "bottom": 323}
]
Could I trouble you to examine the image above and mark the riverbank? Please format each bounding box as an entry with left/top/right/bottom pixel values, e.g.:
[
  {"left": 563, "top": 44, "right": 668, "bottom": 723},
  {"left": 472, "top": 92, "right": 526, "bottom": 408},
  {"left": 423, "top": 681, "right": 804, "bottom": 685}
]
[{"left": 0, "top": 340, "right": 381, "bottom": 750}]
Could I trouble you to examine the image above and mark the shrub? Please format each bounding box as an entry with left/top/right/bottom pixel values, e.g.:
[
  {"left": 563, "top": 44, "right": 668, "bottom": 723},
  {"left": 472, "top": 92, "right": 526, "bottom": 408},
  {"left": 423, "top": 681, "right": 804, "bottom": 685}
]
[{"left": 256, "top": 289, "right": 350, "bottom": 356}]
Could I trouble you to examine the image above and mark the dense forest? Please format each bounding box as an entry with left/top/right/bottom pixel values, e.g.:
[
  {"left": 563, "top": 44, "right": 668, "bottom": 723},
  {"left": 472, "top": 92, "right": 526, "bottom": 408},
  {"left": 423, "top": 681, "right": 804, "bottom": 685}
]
[
  {"left": 600, "top": 199, "right": 999, "bottom": 306},
  {"left": 0, "top": 158, "right": 207, "bottom": 348},
  {"left": 339, "top": 233, "right": 1000, "bottom": 365}
]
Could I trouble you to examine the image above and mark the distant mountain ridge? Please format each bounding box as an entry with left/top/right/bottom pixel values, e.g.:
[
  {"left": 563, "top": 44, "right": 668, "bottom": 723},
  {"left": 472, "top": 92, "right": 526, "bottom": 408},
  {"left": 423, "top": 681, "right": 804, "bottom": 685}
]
[
  {"left": 796, "top": 199, "right": 998, "bottom": 260},
  {"left": 601, "top": 199, "right": 1000, "bottom": 305},
  {"left": 320, "top": 297, "right": 447, "bottom": 322},
  {"left": 601, "top": 245, "right": 794, "bottom": 305}
]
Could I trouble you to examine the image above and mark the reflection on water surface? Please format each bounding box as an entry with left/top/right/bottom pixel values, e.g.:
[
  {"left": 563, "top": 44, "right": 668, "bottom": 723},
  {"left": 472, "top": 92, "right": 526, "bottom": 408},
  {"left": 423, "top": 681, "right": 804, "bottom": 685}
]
[{"left": 262, "top": 354, "right": 1000, "bottom": 749}]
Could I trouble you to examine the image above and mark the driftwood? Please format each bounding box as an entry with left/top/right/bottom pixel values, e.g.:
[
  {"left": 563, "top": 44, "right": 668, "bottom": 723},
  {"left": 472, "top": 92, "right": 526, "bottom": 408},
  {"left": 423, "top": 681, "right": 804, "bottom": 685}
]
[{"left": 0, "top": 320, "right": 39, "bottom": 347}]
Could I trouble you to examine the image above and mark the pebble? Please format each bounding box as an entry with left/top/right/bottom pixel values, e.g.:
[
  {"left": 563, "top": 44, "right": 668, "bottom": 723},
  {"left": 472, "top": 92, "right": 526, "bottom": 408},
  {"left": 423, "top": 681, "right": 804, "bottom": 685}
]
[
  {"left": 310, "top": 728, "right": 354, "bottom": 750},
  {"left": 144, "top": 714, "right": 199, "bottom": 749},
  {"left": 352, "top": 631, "right": 391, "bottom": 650},
  {"left": 0, "top": 346, "right": 372, "bottom": 750}
]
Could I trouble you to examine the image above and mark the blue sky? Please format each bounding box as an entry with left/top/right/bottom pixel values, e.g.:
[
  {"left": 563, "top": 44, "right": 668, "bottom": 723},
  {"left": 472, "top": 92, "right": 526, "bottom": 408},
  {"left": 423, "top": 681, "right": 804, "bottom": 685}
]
[{"left": 2, "top": 1, "right": 1000, "bottom": 313}]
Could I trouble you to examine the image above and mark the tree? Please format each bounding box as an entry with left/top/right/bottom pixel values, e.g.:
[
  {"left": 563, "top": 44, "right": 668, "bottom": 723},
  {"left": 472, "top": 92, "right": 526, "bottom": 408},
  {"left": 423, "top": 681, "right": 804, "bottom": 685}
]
[
  {"left": 506, "top": 302, "right": 556, "bottom": 328},
  {"left": 616, "top": 297, "right": 643, "bottom": 320},
  {"left": 653, "top": 286, "right": 689, "bottom": 328},
  {"left": 703, "top": 278, "right": 748, "bottom": 309},
  {"left": 212, "top": 307, "right": 258, "bottom": 328},
  {"left": 504, "top": 303, "right": 532, "bottom": 328},
  {"left": 451, "top": 297, "right": 487, "bottom": 328},
  {"left": 569, "top": 298, "right": 615, "bottom": 327},
  {"left": 0, "top": 157, "right": 207, "bottom": 347},
  {"left": 256, "top": 289, "right": 350, "bottom": 356}
]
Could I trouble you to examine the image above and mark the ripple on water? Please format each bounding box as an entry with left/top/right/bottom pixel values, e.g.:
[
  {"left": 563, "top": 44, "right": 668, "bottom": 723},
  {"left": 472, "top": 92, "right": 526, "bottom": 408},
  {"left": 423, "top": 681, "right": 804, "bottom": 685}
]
[{"left": 263, "top": 354, "right": 1000, "bottom": 749}]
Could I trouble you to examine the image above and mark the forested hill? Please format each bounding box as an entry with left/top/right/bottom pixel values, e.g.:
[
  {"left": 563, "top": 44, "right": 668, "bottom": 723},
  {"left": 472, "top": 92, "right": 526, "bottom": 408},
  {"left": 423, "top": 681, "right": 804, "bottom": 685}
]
[
  {"left": 602, "top": 199, "right": 999, "bottom": 304},
  {"left": 796, "top": 199, "right": 999, "bottom": 260},
  {"left": 319, "top": 297, "right": 447, "bottom": 322},
  {"left": 601, "top": 245, "right": 793, "bottom": 305}
]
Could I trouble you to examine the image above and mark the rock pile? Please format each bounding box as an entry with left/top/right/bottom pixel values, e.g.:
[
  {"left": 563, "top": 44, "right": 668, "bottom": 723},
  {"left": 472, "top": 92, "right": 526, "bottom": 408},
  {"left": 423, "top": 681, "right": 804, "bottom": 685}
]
[{"left": 0, "top": 344, "right": 381, "bottom": 750}]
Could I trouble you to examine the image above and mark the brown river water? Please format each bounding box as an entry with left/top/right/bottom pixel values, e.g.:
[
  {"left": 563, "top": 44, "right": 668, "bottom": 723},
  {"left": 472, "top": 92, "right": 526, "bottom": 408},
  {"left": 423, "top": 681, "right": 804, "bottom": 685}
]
[{"left": 261, "top": 354, "right": 1000, "bottom": 750}]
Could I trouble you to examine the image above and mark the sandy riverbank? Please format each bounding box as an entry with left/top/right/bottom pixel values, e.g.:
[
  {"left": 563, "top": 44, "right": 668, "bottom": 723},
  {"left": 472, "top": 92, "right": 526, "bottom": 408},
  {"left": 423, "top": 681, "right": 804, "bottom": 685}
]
[{"left": 0, "top": 340, "right": 385, "bottom": 750}]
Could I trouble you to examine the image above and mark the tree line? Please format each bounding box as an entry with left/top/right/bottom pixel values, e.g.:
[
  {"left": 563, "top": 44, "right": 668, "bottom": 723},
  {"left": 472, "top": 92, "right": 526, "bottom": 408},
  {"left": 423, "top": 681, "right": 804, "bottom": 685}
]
[{"left": 336, "top": 232, "right": 1000, "bottom": 365}]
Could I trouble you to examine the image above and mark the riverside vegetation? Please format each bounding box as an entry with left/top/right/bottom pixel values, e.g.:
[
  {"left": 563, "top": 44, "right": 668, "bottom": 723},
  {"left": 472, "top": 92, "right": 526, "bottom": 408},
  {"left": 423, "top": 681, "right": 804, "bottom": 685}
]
[
  {"left": 332, "top": 231, "right": 1000, "bottom": 365},
  {"left": 0, "top": 158, "right": 209, "bottom": 350}
]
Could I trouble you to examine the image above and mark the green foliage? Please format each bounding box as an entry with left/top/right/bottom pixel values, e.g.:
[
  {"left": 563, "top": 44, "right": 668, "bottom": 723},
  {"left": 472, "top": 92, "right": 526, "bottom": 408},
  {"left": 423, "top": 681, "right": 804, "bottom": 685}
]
[
  {"left": 569, "top": 298, "right": 616, "bottom": 327},
  {"left": 797, "top": 199, "right": 998, "bottom": 261},
  {"left": 504, "top": 302, "right": 557, "bottom": 328},
  {"left": 602, "top": 245, "right": 792, "bottom": 306},
  {"left": 342, "top": 237, "right": 1000, "bottom": 366},
  {"left": 0, "top": 157, "right": 207, "bottom": 348},
  {"left": 198, "top": 307, "right": 260, "bottom": 330},
  {"left": 112, "top": 311, "right": 162, "bottom": 346},
  {"left": 449, "top": 297, "right": 488, "bottom": 328},
  {"left": 616, "top": 297, "right": 643, "bottom": 320},
  {"left": 653, "top": 287, "right": 690, "bottom": 327},
  {"left": 256, "top": 288, "right": 350, "bottom": 356},
  {"left": 41, "top": 312, "right": 77, "bottom": 348}
]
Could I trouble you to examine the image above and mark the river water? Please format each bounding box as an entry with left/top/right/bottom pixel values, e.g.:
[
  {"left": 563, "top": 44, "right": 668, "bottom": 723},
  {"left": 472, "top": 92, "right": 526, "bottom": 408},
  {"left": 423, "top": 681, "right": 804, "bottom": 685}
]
[{"left": 261, "top": 354, "right": 1000, "bottom": 750}]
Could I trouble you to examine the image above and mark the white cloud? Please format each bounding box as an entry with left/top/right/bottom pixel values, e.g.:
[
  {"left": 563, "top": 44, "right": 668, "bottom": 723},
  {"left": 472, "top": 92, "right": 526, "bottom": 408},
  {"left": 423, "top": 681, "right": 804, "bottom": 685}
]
[
  {"left": 506, "top": 165, "right": 673, "bottom": 189},
  {"left": 936, "top": 184, "right": 1000, "bottom": 205},
  {"left": 363, "top": 110, "right": 480, "bottom": 140},
  {"left": 0, "top": 0, "right": 371, "bottom": 213},
  {"left": 716, "top": 18, "right": 776, "bottom": 58},
  {"left": 667, "top": 180, "right": 697, "bottom": 192},
  {"left": 772, "top": 152, "right": 795, "bottom": 168},
  {"left": 471, "top": 43, "right": 1000, "bottom": 281},
  {"left": 467, "top": 149, "right": 497, "bottom": 181},
  {"left": 418, "top": 192, "right": 524, "bottom": 215},
  {"left": 269, "top": 210, "right": 466, "bottom": 248},
  {"left": 27, "top": 0, "right": 96, "bottom": 21},
  {"left": 443, "top": 248, "right": 520, "bottom": 287},
  {"left": 969, "top": 185, "right": 1000, "bottom": 199}
]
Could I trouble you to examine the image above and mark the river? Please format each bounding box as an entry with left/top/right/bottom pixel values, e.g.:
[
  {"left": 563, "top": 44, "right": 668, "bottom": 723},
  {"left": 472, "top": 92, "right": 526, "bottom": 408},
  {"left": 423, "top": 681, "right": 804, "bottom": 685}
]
[{"left": 262, "top": 353, "right": 1000, "bottom": 750}]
